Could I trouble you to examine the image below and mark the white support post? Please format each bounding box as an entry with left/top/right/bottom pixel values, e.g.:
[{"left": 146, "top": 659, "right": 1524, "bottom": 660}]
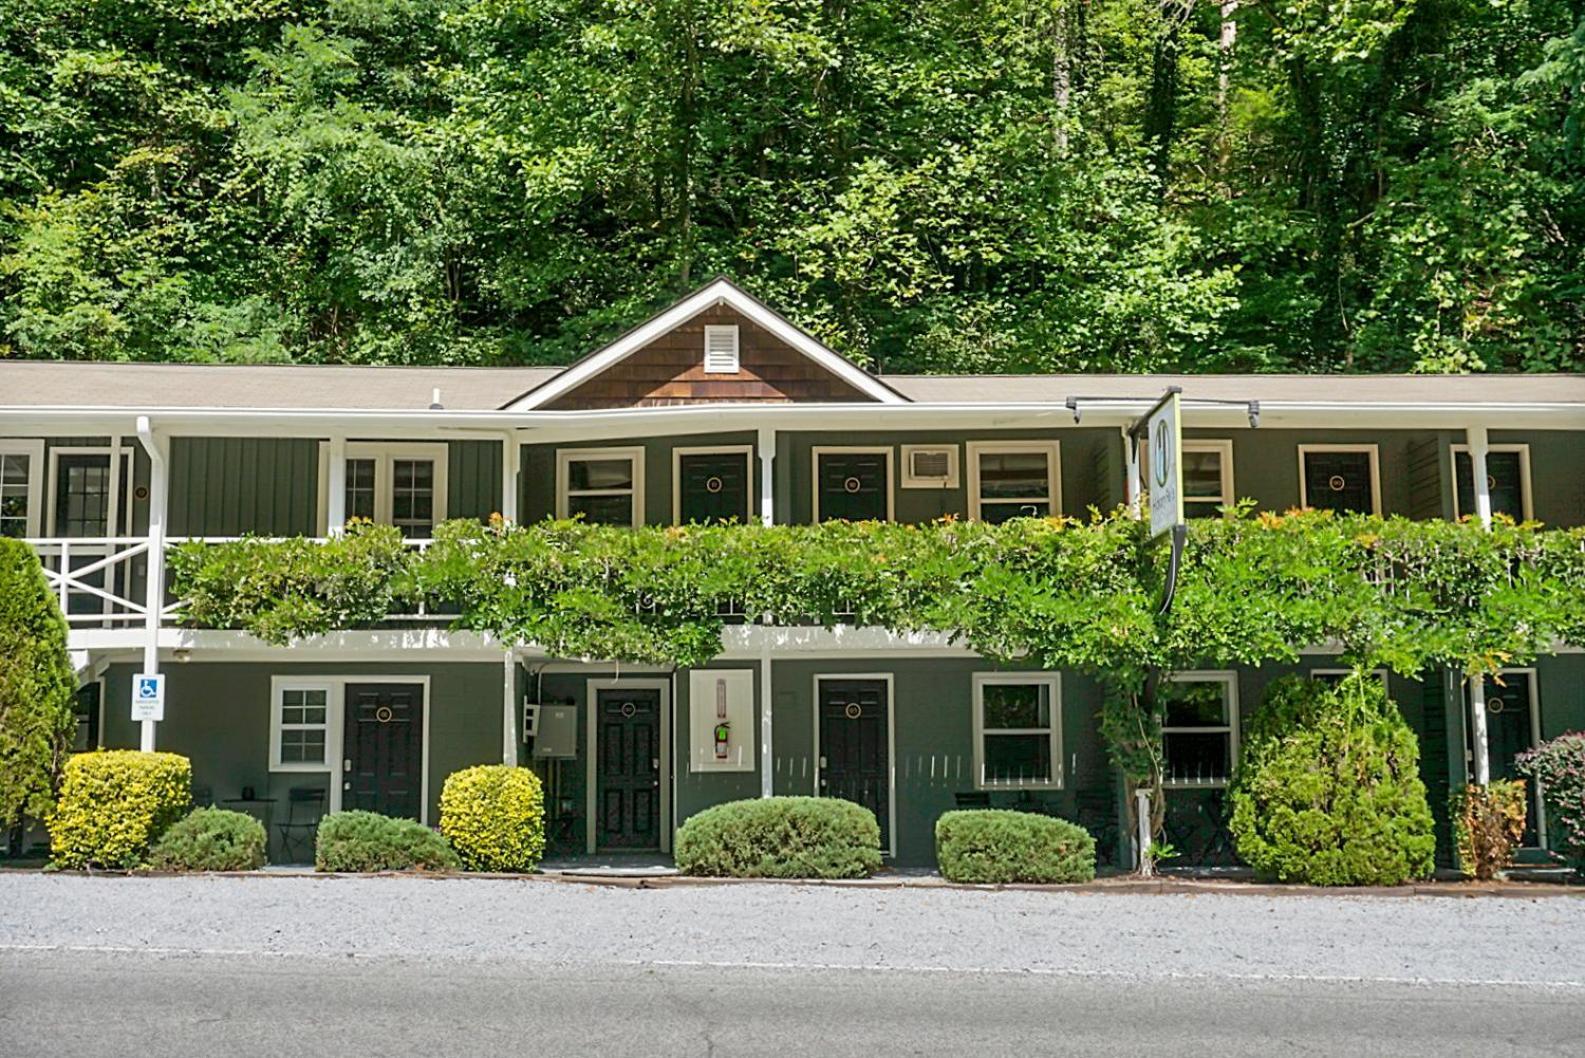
[
  {"left": 502, "top": 650, "right": 518, "bottom": 766},
  {"left": 500, "top": 431, "right": 520, "bottom": 524},
  {"left": 757, "top": 426, "right": 776, "bottom": 527},
  {"left": 134, "top": 417, "right": 167, "bottom": 753},
  {"left": 1123, "top": 428, "right": 1141, "bottom": 518},
  {"left": 1135, "top": 787, "right": 1153, "bottom": 877},
  {"left": 1466, "top": 425, "right": 1493, "bottom": 786},
  {"left": 760, "top": 642, "right": 774, "bottom": 799},
  {"left": 326, "top": 436, "right": 347, "bottom": 536}
]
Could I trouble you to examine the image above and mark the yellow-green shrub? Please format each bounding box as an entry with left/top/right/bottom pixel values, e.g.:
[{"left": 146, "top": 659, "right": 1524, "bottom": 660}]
[
  {"left": 50, "top": 751, "right": 192, "bottom": 869},
  {"left": 1451, "top": 780, "right": 1528, "bottom": 880},
  {"left": 438, "top": 765, "right": 546, "bottom": 872}
]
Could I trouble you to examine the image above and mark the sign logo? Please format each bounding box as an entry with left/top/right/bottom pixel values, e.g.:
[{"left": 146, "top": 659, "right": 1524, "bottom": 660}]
[
  {"left": 131, "top": 673, "right": 165, "bottom": 722},
  {"left": 1146, "top": 391, "right": 1183, "bottom": 540},
  {"left": 1153, "top": 419, "right": 1171, "bottom": 488}
]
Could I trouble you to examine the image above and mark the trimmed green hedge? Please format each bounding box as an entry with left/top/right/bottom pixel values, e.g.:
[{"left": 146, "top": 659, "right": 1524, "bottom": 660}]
[
  {"left": 439, "top": 765, "right": 546, "bottom": 872},
  {"left": 50, "top": 751, "right": 192, "bottom": 869},
  {"left": 149, "top": 807, "right": 267, "bottom": 871},
  {"left": 1229, "top": 675, "right": 1435, "bottom": 886},
  {"left": 314, "top": 810, "right": 459, "bottom": 872},
  {"left": 675, "top": 796, "right": 882, "bottom": 878},
  {"left": 935, "top": 809, "right": 1096, "bottom": 884}
]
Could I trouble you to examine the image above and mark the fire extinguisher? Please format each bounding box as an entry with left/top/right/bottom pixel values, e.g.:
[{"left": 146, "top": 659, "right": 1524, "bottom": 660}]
[{"left": 714, "top": 721, "right": 731, "bottom": 760}]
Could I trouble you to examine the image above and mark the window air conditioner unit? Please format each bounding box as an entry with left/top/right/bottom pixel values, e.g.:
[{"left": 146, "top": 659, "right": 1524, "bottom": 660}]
[{"left": 901, "top": 445, "right": 959, "bottom": 488}]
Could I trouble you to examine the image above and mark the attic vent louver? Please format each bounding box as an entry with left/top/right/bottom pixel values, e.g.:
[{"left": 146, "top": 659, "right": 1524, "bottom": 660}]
[{"left": 703, "top": 325, "right": 740, "bottom": 374}]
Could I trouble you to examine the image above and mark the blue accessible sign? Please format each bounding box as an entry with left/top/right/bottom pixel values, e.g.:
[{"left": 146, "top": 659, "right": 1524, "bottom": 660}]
[{"left": 131, "top": 674, "right": 165, "bottom": 722}]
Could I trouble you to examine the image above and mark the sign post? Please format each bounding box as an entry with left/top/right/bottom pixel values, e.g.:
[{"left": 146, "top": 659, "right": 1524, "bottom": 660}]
[{"left": 131, "top": 673, "right": 165, "bottom": 724}]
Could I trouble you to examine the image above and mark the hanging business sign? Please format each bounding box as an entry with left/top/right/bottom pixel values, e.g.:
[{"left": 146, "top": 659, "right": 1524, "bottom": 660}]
[
  {"left": 1147, "top": 390, "right": 1183, "bottom": 540},
  {"left": 131, "top": 673, "right": 165, "bottom": 722}
]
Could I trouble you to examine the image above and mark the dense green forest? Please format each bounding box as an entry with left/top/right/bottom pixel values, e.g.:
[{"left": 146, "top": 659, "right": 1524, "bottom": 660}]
[{"left": 1, "top": 0, "right": 1582, "bottom": 373}]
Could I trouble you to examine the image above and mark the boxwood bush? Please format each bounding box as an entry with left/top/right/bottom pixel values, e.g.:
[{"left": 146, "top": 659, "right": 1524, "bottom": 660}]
[
  {"left": 149, "top": 807, "right": 267, "bottom": 872},
  {"left": 314, "top": 810, "right": 459, "bottom": 872},
  {"left": 438, "top": 765, "right": 546, "bottom": 872},
  {"left": 936, "top": 810, "right": 1096, "bottom": 884},
  {"left": 50, "top": 751, "right": 192, "bottom": 869},
  {"left": 674, "top": 796, "right": 882, "bottom": 878},
  {"left": 1229, "top": 675, "right": 1435, "bottom": 886}
]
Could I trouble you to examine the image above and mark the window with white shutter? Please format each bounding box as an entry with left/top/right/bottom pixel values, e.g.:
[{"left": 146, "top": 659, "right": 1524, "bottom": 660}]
[{"left": 703, "top": 325, "right": 740, "bottom": 374}]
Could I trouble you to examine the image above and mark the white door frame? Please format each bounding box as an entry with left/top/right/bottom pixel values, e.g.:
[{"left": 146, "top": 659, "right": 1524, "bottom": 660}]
[
  {"left": 1474, "top": 667, "right": 1547, "bottom": 849},
  {"left": 585, "top": 677, "right": 672, "bottom": 855},
  {"left": 811, "top": 672, "right": 897, "bottom": 858}
]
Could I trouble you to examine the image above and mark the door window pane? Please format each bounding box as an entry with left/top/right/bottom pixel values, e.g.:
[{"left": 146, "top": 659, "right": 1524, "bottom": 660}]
[
  {"left": 391, "top": 459, "right": 436, "bottom": 538},
  {"left": 0, "top": 453, "right": 31, "bottom": 538},
  {"left": 344, "top": 458, "right": 377, "bottom": 523},
  {"left": 55, "top": 455, "right": 111, "bottom": 537}
]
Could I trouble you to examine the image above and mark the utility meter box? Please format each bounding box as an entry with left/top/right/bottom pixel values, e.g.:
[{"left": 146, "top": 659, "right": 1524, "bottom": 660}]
[
  {"left": 689, "top": 669, "right": 755, "bottom": 773},
  {"left": 531, "top": 704, "right": 578, "bottom": 759}
]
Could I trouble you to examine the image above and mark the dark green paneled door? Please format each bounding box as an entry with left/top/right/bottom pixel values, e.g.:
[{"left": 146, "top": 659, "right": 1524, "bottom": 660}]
[
  {"left": 1474, "top": 673, "right": 1540, "bottom": 846},
  {"left": 678, "top": 451, "right": 750, "bottom": 523},
  {"left": 819, "top": 678, "right": 890, "bottom": 851},
  {"left": 1454, "top": 450, "right": 1526, "bottom": 521},
  {"left": 816, "top": 451, "right": 889, "bottom": 522},
  {"left": 596, "top": 689, "right": 661, "bottom": 849},
  {"left": 1302, "top": 450, "right": 1376, "bottom": 514},
  {"left": 343, "top": 683, "right": 424, "bottom": 820}
]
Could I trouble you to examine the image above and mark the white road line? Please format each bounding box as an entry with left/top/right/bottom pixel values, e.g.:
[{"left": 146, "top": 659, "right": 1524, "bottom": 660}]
[{"left": 2, "top": 943, "right": 1582, "bottom": 991}]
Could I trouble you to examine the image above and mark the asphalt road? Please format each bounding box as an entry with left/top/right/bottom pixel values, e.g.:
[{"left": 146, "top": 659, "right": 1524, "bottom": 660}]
[{"left": 3, "top": 947, "right": 1581, "bottom": 1058}]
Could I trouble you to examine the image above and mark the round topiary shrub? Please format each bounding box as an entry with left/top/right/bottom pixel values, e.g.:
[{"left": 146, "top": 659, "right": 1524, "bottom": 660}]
[
  {"left": 50, "top": 751, "right": 192, "bottom": 869},
  {"left": 438, "top": 765, "right": 546, "bottom": 872},
  {"left": 675, "top": 796, "right": 882, "bottom": 878},
  {"left": 1229, "top": 674, "right": 1435, "bottom": 886},
  {"left": 149, "top": 807, "right": 267, "bottom": 871},
  {"left": 1518, "top": 732, "right": 1585, "bottom": 875},
  {"left": 935, "top": 809, "right": 1096, "bottom": 884},
  {"left": 314, "top": 810, "right": 459, "bottom": 872}
]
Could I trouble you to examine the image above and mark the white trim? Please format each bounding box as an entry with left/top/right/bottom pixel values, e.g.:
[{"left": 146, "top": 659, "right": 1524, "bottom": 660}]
[
  {"left": 1297, "top": 443, "right": 1382, "bottom": 515},
  {"left": 1449, "top": 442, "right": 1533, "bottom": 521},
  {"left": 971, "top": 672, "right": 1063, "bottom": 790},
  {"left": 1161, "top": 670, "right": 1240, "bottom": 789},
  {"left": 0, "top": 439, "right": 45, "bottom": 538},
  {"left": 269, "top": 677, "right": 334, "bottom": 772},
  {"left": 585, "top": 677, "right": 672, "bottom": 855},
  {"left": 812, "top": 672, "right": 897, "bottom": 858},
  {"left": 556, "top": 446, "right": 645, "bottom": 527},
  {"left": 702, "top": 324, "right": 740, "bottom": 374},
  {"left": 507, "top": 278, "right": 906, "bottom": 409},
  {"left": 315, "top": 441, "right": 449, "bottom": 535},
  {"left": 269, "top": 674, "right": 432, "bottom": 824},
  {"left": 671, "top": 444, "right": 754, "bottom": 524},
  {"left": 1181, "top": 438, "right": 1234, "bottom": 511},
  {"left": 811, "top": 446, "right": 895, "bottom": 523},
  {"left": 965, "top": 440, "right": 1062, "bottom": 521},
  {"left": 899, "top": 444, "right": 960, "bottom": 489}
]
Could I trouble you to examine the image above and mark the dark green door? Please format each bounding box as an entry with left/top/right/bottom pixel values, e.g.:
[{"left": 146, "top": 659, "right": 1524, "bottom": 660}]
[
  {"left": 817, "top": 451, "right": 888, "bottom": 522},
  {"left": 343, "top": 683, "right": 424, "bottom": 820},
  {"left": 1455, "top": 450, "right": 1526, "bottom": 521},
  {"left": 1303, "top": 450, "right": 1375, "bottom": 514},
  {"left": 819, "top": 678, "right": 889, "bottom": 851},
  {"left": 1475, "top": 673, "right": 1539, "bottom": 846},
  {"left": 678, "top": 451, "right": 750, "bottom": 523},
  {"left": 596, "top": 688, "right": 661, "bottom": 849}
]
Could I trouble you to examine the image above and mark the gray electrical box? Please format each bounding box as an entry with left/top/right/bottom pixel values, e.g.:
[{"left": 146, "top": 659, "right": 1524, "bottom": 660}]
[{"left": 531, "top": 704, "right": 578, "bottom": 759}]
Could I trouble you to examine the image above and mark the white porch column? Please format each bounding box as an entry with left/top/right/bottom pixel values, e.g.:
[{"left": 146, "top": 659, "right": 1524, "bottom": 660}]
[
  {"left": 757, "top": 426, "right": 776, "bottom": 527},
  {"left": 1466, "top": 425, "right": 1493, "bottom": 785},
  {"left": 500, "top": 431, "right": 520, "bottom": 523},
  {"left": 760, "top": 641, "right": 774, "bottom": 798},
  {"left": 1123, "top": 427, "right": 1140, "bottom": 517},
  {"left": 326, "top": 435, "right": 347, "bottom": 536},
  {"left": 134, "top": 417, "right": 168, "bottom": 753},
  {"left": 502, "top": 650, "right": 518, "bottom": 765}
]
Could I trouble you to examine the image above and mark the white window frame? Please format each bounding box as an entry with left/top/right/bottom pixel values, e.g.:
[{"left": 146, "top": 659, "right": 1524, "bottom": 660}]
[
  {"left": 1297, "top": 443, "right": 1381, "bottom": 515},
  {"left": 1309, "top": 667, "right": 1390, "bottom": 691},
  {"left": 269, "top": 678, "right": 334, "bottom": 773},
  {"left": 316, "top": 441, "right": 449, "bottom": 536},
  {"left": 971, "top": 672, "right": 1064, "bottom": 791},
  {"left": 1181, "top": 439, "right": 1234, "bottom": 512},
  {"left": 966, "top": 440, "right": 1061, "bottom": 522},
  {"left": 1449, "top": 443, "right": 1533, "bottom": 522},
  {"left": 1161, "top": 670, "right": 1239, "bottom": 789},
  {"left": 900, "top": 444, "right": 960, "bottom": 489},
  {"left": 557, "top": 446, "right": 646, "bottom": 527},
  {"left": 811, "top": 446, "right": 895, "bottom": 523},
  {"left": 0, "top": 439, "right": 45, "bottom": 538},
  {"left": 671, "top": 445, "right": 753, "bottom": 525},
  {"left": 702, "top": 324, "right": 741, "bottom": 374}
]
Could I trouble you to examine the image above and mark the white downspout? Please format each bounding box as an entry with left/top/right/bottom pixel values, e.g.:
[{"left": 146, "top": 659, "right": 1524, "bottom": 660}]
[
  {"left": 134, "top": 417, "right": 168, "bottom": 753},
  {"left": 1466, "top": 425, "right": 1493, "bottom": 786}
]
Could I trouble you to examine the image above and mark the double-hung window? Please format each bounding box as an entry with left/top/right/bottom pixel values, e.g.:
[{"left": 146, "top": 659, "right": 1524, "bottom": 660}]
[
  {"left": 1160, "top": 673, "right": 1238, "bottom": 787},
  {"left": 1182, "top": 440, "right": 1234, "bottom": 516},
  {"left": 557, "top": 447, "right": 644, "bottom": 527},
  {"left": 323, "top": 442, "right": 448, "bottom": 538},
  {"left": 0, "top": 440, "right": 43, "bottom": 538},
  {"left": 271, "top": 680, "right": 331, "bottom": 770},
  {"left": 966, "top": 441, "right": 1060, "bottom": 523},
  {"left": 972, "top": 673, "right": 1063, "bottom": 789},
  {"left": 1451, "top": 444, "right": 1531, "bottom": 522}
]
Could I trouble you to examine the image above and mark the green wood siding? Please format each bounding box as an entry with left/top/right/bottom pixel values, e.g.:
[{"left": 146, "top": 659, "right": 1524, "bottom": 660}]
[{"left": 168, "top": 438, "right": 318, "bottom": 536}]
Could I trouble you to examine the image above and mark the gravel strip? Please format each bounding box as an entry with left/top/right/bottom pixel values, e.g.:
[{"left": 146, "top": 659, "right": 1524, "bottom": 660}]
[{"left": 2, "top": 873, "right": 1582, "bottom": 985}]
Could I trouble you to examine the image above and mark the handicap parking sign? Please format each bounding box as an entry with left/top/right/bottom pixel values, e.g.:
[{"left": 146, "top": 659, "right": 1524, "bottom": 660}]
[{"left": 131, "top": 673, "right": 165, "bottom": 722}]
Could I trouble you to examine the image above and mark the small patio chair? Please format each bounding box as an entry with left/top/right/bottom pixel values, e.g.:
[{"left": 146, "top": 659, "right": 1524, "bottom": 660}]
[{"left": 276, "top": 787, "right": 327, "bottom": 864}]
